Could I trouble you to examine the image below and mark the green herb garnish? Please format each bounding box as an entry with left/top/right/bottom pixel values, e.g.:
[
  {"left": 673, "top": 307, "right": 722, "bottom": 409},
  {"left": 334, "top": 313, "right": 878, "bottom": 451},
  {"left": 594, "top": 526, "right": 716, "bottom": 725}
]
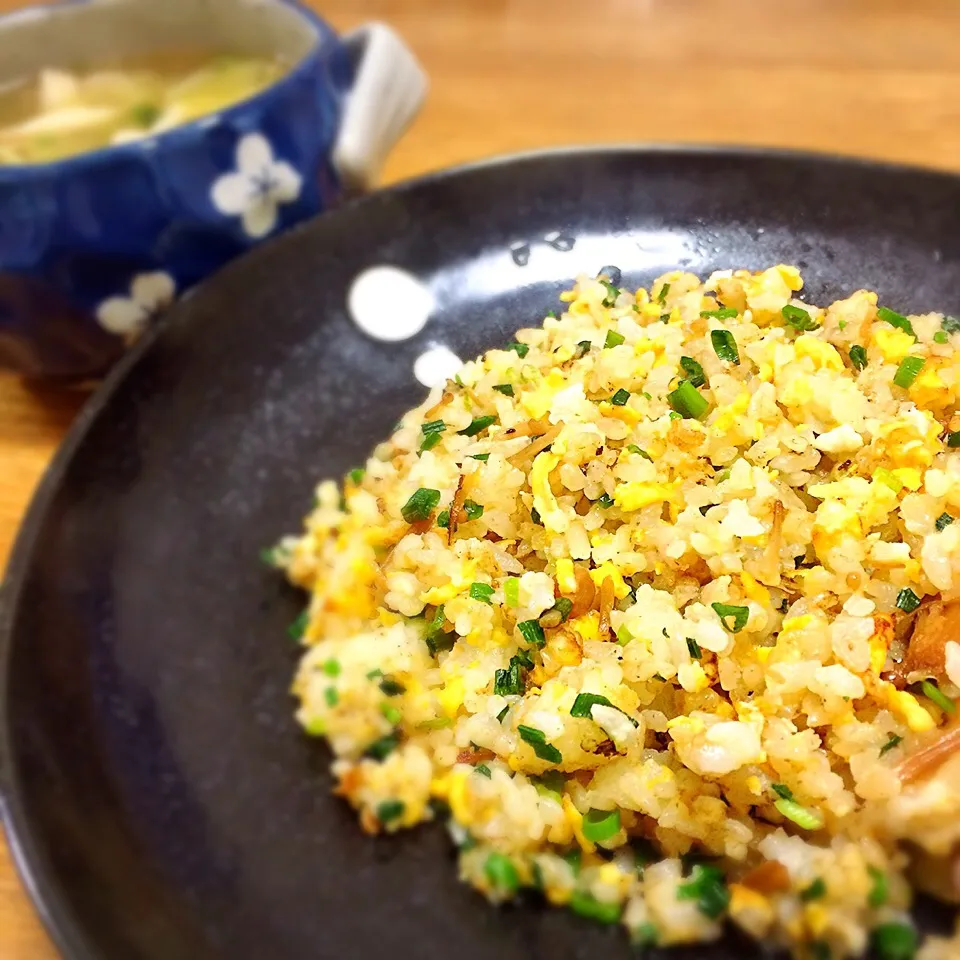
[
  {"left": 849, "top": 344, "right": 868, "bottom": 370},
  {"left": 597, "top": 492, "right": 615, "bottom": 509},
  {"left": 324, "top": 687, "right": 339, "bottom": 707},
  {"left": 801, "top": 877, "right": 827, "bottom": 901},
  {"left": 877, "top": 306, "right": 916, "bottom": 339},
  {"left": 517, "top": 724, "right": 562, "bottom": 763},
  {"left": 494, "top": 663, "right": 524, "bottom": 696},
  {"left": 936, "top": 512, "right": 954, "bottom": 531},
  {"left": 668, "top": 380, "right": 709, "bottom": 419},
  {"left": 610, "top": 388, "right": 630, "bottom": 406},
  {"left": 948, "top": 431, "right": 960, "bottom": 448},
  {"left": 402, "top": 487, "right": 441, "bottom": 523},
  {"left": 476, "top": 763, "right": 492, "bottom": 779},
  {"left": 288, "top": 610, "right": 309, "bottom": 642},
  {"left": 868, "top": 866, "right": 888, "bottom": 907},
  {"left": 775, "top": 798, "right": 824, "bottom": 830},
  {"left": 627, "top": 444, "right": 652, "bottom": 460},
  {"left": 677, "top": 864, "right": 730, "bottom": 919},
  {"left": 484, "top": 852, "right": 519, "bottom": 895},
  {"left": 581, "top": 808, "right": 621, "bottom": 843},
  {"left": 504, "top": 577, "right": 520, "bottom": 607},
  {"left": 570, "top": 692, "right": 614, "bottom": 718},
  {"left": 879, "top": 733, "right": 903, "bottom": 756},
  {"left": 459, "top": 415, "right": 497, "bottom": 437},
  {"left": 893, "top": 356, "right": 925, "bottom": 389},
  {"left": 376, "top": 799, "right": 405, "bottom": 822},
  {"left": 700, "top": 307, "right": 738, "bottom": 320},
  {"left": 782, "top": 303, "right": 819, "bottom": 331},
  {"left": 896, "top": 587, "right": 921, "bottom": 613},
  {"left": 934, "top": 331, "right": 949, "bottom": 345},
  {"left": 680, "top": 355, "right": 706, "bottom": 387},
  {"left": 470, "top": 582, "right": 495, "bottom": 604},
  {"left": 518, "top": 619, "right": 546, "bottom": 647},
  {"left": 871, "top": 922, "right": 917, "bottom": 960},
  {"left": 604, "top": 330, "right": 625, "bottom": 349},
  {"left": 570, "top": 890, "right": 622, "bottom": 924},
  {"left": 364, "top": 733, "right": 400, "bottom": 761},
  {"left": 711, "top": 329, "right": 740, "bottom": 364},
  {"left": 379, "top": 677, "right": 405, "bottom": 696},
  {"left": 348, "top": 467, "right": 365, "bottom": 485},
  {"left": 918, "top": 678, "right": 955, "bottom": 714},
  {"left": 505, "top": 342, "right": 529, "bottom": 358},
  {"left": 711, "top": 602, "right": 749, "bottom": 632},
  {"left": 686, "top": 638, "right": 702, "bottom": 659}
]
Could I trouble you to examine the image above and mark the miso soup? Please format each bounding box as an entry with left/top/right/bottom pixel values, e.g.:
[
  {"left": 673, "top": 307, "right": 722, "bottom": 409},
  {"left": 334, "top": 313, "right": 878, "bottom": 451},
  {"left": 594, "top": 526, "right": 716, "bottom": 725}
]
[{"left": 0, "top": 51, "right": 289, "bottom": 165}]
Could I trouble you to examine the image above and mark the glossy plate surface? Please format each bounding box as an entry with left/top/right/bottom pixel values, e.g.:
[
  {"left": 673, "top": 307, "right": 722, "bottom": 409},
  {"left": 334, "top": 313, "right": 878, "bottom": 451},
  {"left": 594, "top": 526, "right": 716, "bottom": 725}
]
[{"left": 2, "top": 148, "right": 957, "bottom": 959}]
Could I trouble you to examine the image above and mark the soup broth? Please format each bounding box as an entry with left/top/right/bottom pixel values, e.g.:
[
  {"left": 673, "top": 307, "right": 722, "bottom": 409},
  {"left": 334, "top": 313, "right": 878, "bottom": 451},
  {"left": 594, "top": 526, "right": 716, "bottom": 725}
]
[{"left": 0, "top": 51, "right": 289, "bottom": 165}]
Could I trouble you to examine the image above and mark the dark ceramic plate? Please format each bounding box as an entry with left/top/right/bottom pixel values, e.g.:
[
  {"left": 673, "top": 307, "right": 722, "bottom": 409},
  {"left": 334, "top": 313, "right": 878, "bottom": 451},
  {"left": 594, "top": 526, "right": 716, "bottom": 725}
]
[{"left": 1, "top": 147, "right": 957, "bottom": 960}]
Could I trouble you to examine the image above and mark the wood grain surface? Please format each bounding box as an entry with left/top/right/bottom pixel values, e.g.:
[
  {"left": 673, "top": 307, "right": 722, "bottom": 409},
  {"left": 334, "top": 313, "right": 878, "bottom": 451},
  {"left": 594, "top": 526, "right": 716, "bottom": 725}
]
[{"left": 1, "top": 0, "right": 959, "bottom": 955}]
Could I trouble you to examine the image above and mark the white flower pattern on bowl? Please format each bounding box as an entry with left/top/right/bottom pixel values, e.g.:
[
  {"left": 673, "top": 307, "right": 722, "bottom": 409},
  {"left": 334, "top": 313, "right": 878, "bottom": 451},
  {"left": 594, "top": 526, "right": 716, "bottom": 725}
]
[
  {"left": 211, "top": 133, "right": 303, "bottom": 238},
  {"left": 96, "top": 271, "right": 176, "bottom": 341}
]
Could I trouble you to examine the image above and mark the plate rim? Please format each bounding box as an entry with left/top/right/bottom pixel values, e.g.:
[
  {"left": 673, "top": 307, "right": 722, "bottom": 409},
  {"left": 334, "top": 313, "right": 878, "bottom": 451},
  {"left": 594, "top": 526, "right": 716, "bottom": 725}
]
[{"left": 2, "top": 142, "right": 958, "bottom": 960}]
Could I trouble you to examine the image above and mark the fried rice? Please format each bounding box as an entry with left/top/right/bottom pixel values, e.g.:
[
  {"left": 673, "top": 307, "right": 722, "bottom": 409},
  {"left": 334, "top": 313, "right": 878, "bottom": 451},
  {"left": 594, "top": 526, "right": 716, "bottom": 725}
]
[{"left": 271, "top": 265, "right": 960, "bottom": 959}]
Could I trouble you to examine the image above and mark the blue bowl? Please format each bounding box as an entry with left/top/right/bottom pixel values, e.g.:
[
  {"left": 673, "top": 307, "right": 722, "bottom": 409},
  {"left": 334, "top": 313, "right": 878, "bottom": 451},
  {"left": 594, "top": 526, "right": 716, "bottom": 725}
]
[{"left": 0, "top": 0, "right": 426, "bottom": 377}]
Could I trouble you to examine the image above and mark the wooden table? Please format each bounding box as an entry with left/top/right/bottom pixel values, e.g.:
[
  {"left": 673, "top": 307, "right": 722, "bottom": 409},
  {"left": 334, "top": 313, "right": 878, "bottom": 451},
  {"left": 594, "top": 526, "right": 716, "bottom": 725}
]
[{"left": 3, "top": 0, "right": 960, "bottom": 954}]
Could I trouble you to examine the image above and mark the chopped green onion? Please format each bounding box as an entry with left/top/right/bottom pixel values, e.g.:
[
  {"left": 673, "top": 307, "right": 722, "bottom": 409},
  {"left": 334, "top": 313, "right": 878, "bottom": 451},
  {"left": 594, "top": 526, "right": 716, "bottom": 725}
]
[
  {"left": 677, "top": 864, "right": 730, "bottom": 919},
  {"left": 631, "top": 922, "right": 660, "bottom": 947},
  {"left": 700, "top": 307, "right": 738, "bottom": 320},
  {"left": 376, "top": 799, "right": 405, "bottom": 822},
  {"left": 658, "top": 282, "right": 671, "bottom": 303},
  {"left": 530, "top": 506, "right": 542, "bottom": 525},
  {"left": 494, "top": 663, "right": 524, "bottom": 696},
  {"left": 518, "top": 619, "right": 546, "bottom": 647},
  {"left": 379, "top": 677, "right": 405, "bottom": 696},
  {"left": 868, "top": 866, "right": 888, "bottom": 907},
  {"left": 469, "top": 453, "right": 490, "bottom": 462},
  {"left": 893, "top": 356, "right": 925, "bottom": 389},
  {"left": 570, "top": 890, "right": 622, "bottom": 924},
  {"left": 597, "top": 492, "right": 614, "bottom": 508},
  {"left": 462, "top": 499, "right": 484, "bottom": 521},
  {"left": 871, "top": 922, "right": 917, "bottom": 960},
  {"left": 324, "top": 687, "right": 339, "bottom": 707},
  {"left": 496, "top": 705, "right": 509, "bottom": 722},
  {"left": 875, "top": 468, "right": 903, "bottom": 492},
  {"left": 570, "top": 692, "right": 614, "bottom": 718},
  {"left": 380, "top": 703, "right": 402, "bottom": 725},
  {"left": 476, "top": 763, "right": 492, "bottom": 779},
  {"left": 322, "top": 658, "right": 341, "bottom": 677},
  {"left": 686, "top": 638, "right": 702, "bottom": 659},
  {"left": 918, "top": 678, "right": 955, "bottom": 714},
  {"left": 436, "top": 509, "right": 450, "bottom": 529},
  {"left": 459, "top": 415, "right": 497, "bottom": 437},
  {"left": 668, "top": 380, "right": 709, "bottom": 419},
  {"left": 493, "top": 383, "right": 514, "bottom": 397},
  {"left": 712, "top": 602, "right": 749, "bottom": 632},
  {"left": 782, "top": 304, "right": 819, "bottom": 331},
  {"left": 470, "top": 582, "right": 495, "bottom": 604},
  {"left": 533, "top": 770, "right": 565, "bottom": 802},
  {"left": 877, "top": 307, "right": 916, "bottom": 339},
  {"left": 562, "top": 848, "right": 582, "bottom": 875},
  {"left": 774, "top": 797, "right": 824, "bottom": 830},
  {"left": 942, "top": 316, "right": 960, "bottom": 334},
  {"left": 287, "top": 610, "right": 309, "bottom": 642},
  {"left": 610, "top": 388, "right": 631, "bottom": 406},
  {"left": 517, "top": 724, "right": 562, "bottom": 763},
  {"left": 505, "top": 342, "right": 529, "bottom": 358},
  {"left": 259, "top": 545, "right": 281, "bottom": 567},
  {"left": 546, "top": 309, "right": 558, "bottom": 319},
  {"left": 576, "top": 340, "right": 592, "bottom": 357},
  {"left": 615, "top": 624, "right": 633, "bottom": 645},
  {"left": 549, "top": 597, "right": 573, "bottom": 622},
  {"left": 771, "top": 783, "right": 794, "bottom": 801},
  {"left": 680, "top": 355, "right": 706, "bottom": 387},
  {"left": 936, "top": 512, "right": 954, "bottom": 531},
  {"left": 364, "top": 733, "right": 400, "bottom": 761},
  {"left": 710, "top": 329, "right": 740, "bottom": 364},
  {"left": 849, "top": 345, "right": 868, "bottom": 370},
  {"left": 402, "top": 487, "right": 441, "bottom": 523},
  {"left": 896, "top": 588, "right": 921, "bottom": 613},
  {"left": 504, "top": 577, "right": 520, "bottom": 607},
  {"left": 581, "top": 808, "right": 621, "bottom": 843},
  {"left": 419, "top": 433, "right": 442, "bottom": 453},
  {"left": 934, "top": 331, "right": 949, "bottom": 345},
  {"left": 948, "top": 432, "right": 960, "bottom": 448},
  {"left": 604, "top": 329, "right": 625, "bottom": 348},
  {"left": 627, "top": 444, "right": 652, "bottom": 460},
  {"left": 811, "top": 940, "right": 832, "bottom": 960},
  {"left": 367, "top": 669, "right": 384, "bottom": 679},
  {"left": 484, "top": 852, "right": 519, "bottom": 895},
  {"left": 601, "top": 280, "right": 621, "bottom": 307},
  {"left": 425, "top": 605, "right": 455, "bottom": 656},
  {"left": 879, "top": 733, "right": 903, "bottom": 756},
  {"left": 421, "top": 419, "right": 445, "bottom": 436},
  {"left": 801, "top": 877, "right": 827, "bottom": 901},
  {"left": 348, "top": 467, "right": 365, "bottom": 485}
]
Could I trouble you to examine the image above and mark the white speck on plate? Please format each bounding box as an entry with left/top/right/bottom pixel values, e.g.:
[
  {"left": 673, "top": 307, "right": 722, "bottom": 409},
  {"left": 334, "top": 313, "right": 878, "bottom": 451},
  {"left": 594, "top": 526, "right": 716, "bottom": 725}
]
[
  {"left": 348, "top": 265, "right": 434, "bottom": 341},
  {"left": 414, "top": 344, "right": 463, "bottom": 387}
]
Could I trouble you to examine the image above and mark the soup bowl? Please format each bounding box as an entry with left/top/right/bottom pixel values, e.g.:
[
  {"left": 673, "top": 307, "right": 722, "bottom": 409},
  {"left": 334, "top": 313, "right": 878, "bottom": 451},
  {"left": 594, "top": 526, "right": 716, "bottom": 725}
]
[{"left": 0, "top": 0, "right": 426, "bottom": 378}]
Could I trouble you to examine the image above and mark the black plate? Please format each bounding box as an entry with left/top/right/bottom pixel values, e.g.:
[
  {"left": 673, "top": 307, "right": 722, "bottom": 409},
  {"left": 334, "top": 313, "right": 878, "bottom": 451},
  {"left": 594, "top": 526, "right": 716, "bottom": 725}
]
[{"left": 1, "top": 148, "right": 957, "bottom": 960}]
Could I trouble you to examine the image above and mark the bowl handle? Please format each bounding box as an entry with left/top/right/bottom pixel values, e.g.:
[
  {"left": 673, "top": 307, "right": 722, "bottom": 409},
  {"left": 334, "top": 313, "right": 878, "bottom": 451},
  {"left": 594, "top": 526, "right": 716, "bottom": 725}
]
[{"left": 332, "top": 23, "right": 427, "bottom": 191}]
